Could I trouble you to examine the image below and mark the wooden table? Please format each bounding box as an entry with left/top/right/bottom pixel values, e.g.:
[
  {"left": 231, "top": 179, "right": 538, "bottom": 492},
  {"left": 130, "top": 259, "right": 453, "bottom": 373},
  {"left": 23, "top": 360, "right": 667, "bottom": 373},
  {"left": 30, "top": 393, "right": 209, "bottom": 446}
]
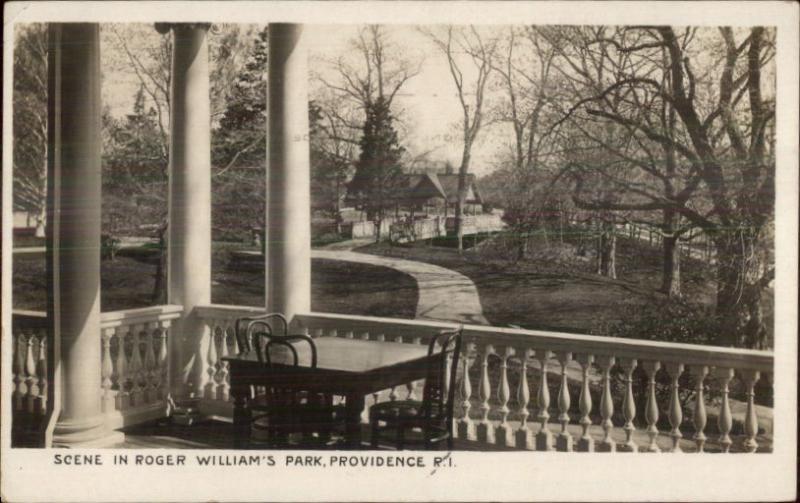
[{"left": 223, "top": 337, "right": 432, "bottom": 449}]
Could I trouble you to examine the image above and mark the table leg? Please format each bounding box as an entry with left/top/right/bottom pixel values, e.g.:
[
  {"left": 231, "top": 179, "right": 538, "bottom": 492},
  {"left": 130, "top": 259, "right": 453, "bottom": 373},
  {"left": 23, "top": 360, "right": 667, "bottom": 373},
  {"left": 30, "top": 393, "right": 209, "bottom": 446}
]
[
  {"left": 231, "top": 381, "right": 251, "bottom": 449},
  {"left": 345, "top": 393, "right": 365, "bottom": 449}
]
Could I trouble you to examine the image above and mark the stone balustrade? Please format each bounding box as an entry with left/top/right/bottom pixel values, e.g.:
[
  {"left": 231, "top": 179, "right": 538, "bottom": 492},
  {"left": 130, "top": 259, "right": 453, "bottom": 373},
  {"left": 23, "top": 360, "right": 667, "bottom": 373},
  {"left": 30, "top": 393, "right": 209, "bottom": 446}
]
[
  {"left": 14, "top": 305, "right": 772, "bottom": 451},
  {"left": 192, "top": 308, "right": 773, "bottom": 452},
  {"left": 11, "top": 305, "right": 183, "bottom": 434},
  {"left": 11, "top": 311, "right": 50, "bottom": 422}
]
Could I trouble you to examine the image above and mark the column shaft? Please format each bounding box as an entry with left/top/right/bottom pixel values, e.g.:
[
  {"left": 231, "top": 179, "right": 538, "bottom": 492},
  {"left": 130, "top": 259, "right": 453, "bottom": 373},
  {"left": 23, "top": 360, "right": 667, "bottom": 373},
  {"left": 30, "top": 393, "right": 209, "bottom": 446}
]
[
  {"left": 267, "top": 24, "right": 311, "bottom": 319},
  {"left": 47, "top": 23, "right": 114, "bottom": 446},
  {"left": 167, "top": 24, "right": 212, "bottom": 398}
]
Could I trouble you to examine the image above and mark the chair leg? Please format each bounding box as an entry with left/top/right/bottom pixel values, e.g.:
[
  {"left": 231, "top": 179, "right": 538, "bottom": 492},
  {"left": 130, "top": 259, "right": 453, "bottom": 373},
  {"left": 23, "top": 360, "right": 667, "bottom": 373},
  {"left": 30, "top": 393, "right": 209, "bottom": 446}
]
[
  {"left": 370, "top": 419, "right": 380, "bottom": 449},
  {"left": 397, "top": 426, "right": 405, "bottom": 450}
]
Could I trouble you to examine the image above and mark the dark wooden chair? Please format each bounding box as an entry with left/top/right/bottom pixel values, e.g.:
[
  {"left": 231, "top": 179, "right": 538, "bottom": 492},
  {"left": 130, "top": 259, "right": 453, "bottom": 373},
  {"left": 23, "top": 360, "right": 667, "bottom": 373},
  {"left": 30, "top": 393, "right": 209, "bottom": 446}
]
[
  {"left": 245, "top": 322, "right": 346, "bottom": 448},
  {"left": 234, "top": 312, "right": 288, "bottom": 355},
  {"left": 369, "top": 328, "right": 463, "bottom": 450}
]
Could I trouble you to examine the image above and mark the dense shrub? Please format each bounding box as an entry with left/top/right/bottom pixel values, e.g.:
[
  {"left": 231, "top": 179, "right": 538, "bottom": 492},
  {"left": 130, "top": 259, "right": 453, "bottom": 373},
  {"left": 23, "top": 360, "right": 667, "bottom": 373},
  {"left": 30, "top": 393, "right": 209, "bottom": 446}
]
[{"left": 600, "top": 299, "right": 771, "bottom": 429}]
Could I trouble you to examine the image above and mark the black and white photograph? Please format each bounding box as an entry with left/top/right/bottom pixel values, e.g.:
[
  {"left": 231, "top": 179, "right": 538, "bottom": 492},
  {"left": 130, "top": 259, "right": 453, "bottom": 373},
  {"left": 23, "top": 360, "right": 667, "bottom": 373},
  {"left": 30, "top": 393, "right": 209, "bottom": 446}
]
[{"left": 1, "top": 1, "right": 797, "bottom": 501}]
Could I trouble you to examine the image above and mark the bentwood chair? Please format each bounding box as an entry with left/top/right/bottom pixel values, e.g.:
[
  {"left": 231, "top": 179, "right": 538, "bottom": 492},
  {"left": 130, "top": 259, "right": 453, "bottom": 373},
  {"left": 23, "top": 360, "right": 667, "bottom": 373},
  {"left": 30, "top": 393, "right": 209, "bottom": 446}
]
[
  {"left": 245, "top": 322, "right": 346, "bottom": 448},
  {"left": 369, "top": 327, "right": 463, "bottom": 450},
  {"left": 234, "top": 312, "right": 288, "bottom": 355}
]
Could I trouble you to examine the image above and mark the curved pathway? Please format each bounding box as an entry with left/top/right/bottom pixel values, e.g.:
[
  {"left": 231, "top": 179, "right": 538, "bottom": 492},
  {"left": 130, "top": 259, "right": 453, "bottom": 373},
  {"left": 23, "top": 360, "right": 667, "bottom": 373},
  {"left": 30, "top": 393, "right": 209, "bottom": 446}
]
[{"left": 312, "top": 245, "right": 488, "bottom": 325}]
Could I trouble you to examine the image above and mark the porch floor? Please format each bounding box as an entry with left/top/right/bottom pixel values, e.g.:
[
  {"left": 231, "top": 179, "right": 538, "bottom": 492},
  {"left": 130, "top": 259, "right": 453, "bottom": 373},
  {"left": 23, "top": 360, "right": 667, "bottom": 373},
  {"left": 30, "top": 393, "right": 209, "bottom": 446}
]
[
  {"left": 111, "top": 418, "right": 771, "bottom": 452},
  {"left": 112, "top": 419, "right": 516, "bottom": 450}
]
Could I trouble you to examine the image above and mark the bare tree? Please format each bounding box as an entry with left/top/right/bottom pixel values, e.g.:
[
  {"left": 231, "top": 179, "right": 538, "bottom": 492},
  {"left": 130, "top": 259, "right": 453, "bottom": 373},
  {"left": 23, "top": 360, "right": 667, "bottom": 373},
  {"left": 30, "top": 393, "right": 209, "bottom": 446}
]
[
  {"left": 424, "top": 26, "right": 498, "bottom": 252},
  {"left": 12, "top": 24, "right": 48, "bottom": 237},
  {"left": 313, "top": 26, "right": 422, "bottom": 224},
  {"left": 548, "top": 26, "right": 776, "bottom": 347}
]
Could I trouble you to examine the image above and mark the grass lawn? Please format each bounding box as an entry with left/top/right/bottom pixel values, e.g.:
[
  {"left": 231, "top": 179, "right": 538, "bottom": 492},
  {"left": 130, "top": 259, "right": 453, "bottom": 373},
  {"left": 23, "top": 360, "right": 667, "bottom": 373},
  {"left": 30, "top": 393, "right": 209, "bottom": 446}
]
[
  {"left": 12, "top": 243, "right": 418, "bottom": 319},
  {"left": 356, "top": 229, "right": 717, "bottom": 335}
]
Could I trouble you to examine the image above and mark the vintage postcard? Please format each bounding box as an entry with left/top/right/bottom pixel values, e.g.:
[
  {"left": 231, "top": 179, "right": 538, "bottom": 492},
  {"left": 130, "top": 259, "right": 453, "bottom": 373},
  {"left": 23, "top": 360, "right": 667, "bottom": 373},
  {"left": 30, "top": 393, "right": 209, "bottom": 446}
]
[{"left": 1, "top": 1, "right": 797, "bottom": 501}]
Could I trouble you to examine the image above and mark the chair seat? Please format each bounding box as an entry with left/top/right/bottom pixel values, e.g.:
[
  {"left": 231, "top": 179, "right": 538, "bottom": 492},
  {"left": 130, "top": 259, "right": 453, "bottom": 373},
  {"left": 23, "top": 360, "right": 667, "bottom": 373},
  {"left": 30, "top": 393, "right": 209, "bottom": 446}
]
[{"left": 369, "top": 400, "right": 424, "bottom": 421}]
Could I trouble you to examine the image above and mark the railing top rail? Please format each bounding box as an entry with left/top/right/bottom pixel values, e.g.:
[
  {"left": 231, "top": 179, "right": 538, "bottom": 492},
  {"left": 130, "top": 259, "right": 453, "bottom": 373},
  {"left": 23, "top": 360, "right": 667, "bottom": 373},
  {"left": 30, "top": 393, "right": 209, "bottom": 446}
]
[
  {"left": 13, "top": 305, "right": 185, "bottom": 330},
  {"left": 100, "top": 304, "right": 184, "bottom": 328},
  {"left": 460, "top": 323, "right": 773, "bottom": 372},
  {"left": 12, "top": 309, "right": 47, "bottom": 319},
  {"left": 296, "top": 311, "right": 773, "bottom": 373},
  {"left": 196, "top": 304, "right": 271, "bottom": 318},
  {"left": 296, "top": 311, "right": 457, "bottom": 329},
  {"left": 11, "top": 309, "right": 49, "bottom": 329}
]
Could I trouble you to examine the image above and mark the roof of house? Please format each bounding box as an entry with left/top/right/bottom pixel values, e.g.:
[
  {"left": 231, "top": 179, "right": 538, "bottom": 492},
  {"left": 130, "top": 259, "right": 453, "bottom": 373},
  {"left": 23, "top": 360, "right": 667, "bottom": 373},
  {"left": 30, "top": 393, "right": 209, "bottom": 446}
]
[
  {"left": 345, "top": 171, "right": 483, "bottom": 205},
  {"left": 435, "top": 173, "right": 482, "bottom": 204}
]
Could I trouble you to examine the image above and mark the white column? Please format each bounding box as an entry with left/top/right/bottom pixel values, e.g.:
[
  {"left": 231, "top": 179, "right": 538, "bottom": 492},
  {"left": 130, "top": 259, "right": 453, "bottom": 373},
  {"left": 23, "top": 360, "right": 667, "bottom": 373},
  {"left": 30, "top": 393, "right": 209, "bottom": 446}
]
[
  {"left": 159, "top": 23, "right": 213, "bottom": 399},
  {"left": 47, "top": 24, "right": 122, "bottom": 446},
  {"left": 267, "top": 24, "right": 311, "bottom": 319}
]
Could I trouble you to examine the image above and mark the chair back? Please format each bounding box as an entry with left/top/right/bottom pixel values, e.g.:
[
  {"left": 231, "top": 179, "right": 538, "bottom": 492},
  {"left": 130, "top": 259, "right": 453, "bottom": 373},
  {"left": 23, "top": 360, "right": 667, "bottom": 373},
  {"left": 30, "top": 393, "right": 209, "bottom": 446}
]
[
  {"left": 421, "top": 327, "right": 463, "bottom": 432},
  {"left": 234, "top": 312, "right": 288, "bottom": 355},
  {"left": 247, "top": 323, "right": 318, "bottom": 369}
]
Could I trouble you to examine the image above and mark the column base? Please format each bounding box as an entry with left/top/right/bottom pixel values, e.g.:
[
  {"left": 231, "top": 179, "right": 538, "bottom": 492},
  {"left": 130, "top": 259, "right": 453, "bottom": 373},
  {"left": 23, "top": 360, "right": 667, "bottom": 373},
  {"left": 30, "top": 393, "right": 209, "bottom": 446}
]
[{"left": 52, "top": 414, "right": 124, "bottom": 448}]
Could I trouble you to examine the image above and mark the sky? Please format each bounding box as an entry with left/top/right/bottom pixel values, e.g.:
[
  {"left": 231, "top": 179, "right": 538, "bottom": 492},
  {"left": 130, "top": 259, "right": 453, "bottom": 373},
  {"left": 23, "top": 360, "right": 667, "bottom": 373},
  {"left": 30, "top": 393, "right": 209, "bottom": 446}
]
[{"left": 102, "top": 23, "right": 510, "bottom": 177}]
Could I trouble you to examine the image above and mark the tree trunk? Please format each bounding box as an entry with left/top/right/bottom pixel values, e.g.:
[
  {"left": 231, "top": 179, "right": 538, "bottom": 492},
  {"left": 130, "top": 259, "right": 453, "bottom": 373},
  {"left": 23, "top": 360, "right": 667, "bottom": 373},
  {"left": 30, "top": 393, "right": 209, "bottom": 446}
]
[
  {"left": 714, "top": 230, "right": 770, "bottom": 349},
  {"left": 517, "top": 227, "right": 528, "bottom": 262},
  {"left": 661, "top": 234, "right": 681, "bottom": 298},
  {"left": 598, "top": 220, "right": 617, "bottom": 279},
  {"left": 455, "top": 150, "right": 471, "bottom": 254},
  {"left": 151, "top": 224, "right": 167, "bottom": 304},
  {"left": 334, "top": 178, "right": 342, "bottom": 236},
  {"left": 661, "top": 210, "right": 682, "bottom": 298}
]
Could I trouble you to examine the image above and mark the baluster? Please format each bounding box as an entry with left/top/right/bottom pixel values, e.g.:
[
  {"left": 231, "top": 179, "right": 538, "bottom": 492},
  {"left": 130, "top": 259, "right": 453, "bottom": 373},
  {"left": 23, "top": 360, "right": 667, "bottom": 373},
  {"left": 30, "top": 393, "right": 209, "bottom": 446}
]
[
  {"left": 596, "top": 355, "right": 616, "bottom": 452},
  {"left": 231, "top": 322, "right": 241, "bottom": 356},
  {"left": 156, "top": 321, "right": 170, "bottom": 400},
  {"left": 443, "top": 350, "right": 453, "bottom": 400},
  {"left": 665, "top": 362, "right": 684, "bottom": 452},
  {"left": 690, "top": 365, "right": 709, "bottom": 452},
  {"left": 25, "top": 335, "right": 39, "bottom": 414},
  {"left": 515, "top": 349, "right": 532, "bottom": 449},
  {"left": 741, "top": 369, "right": 761, "bottom": 453},
  {"left": 387, "top": 335, "right": 403, "bottom": 401},
  {"left": 144, "top": 322, "right": 157, "bottom": 403},
  {"left": 217, "top": 324, "right": 231, "bottom": 402},
  {"left": 36, "top": 336, "right": 48, "bottom": 415},
  {"left": 576, "top": 354, "right": 594, "bottom": 452},
  {"left": 714, "top": 367, "right": 734, "bottom": 453},
  {"left": 619, "top": 358, "right": 638, "bottom": 452},
  {"left": 641, "top": 360, "right": 661, "bottom": 452},
  {"left": 115, "top": 326, "right": 131, "bottom": 410},
  {"left": 205, "top": 324, "right": 219, "bottom": 400},
  {"left": 13, "top": 333, "right": 26, "bottom": 412},
  {"left": 494, "top": 346, "right": 514, "bottom": 446},
  {"left": 129, "top": 325, "right": 144, "bottom": 406},
  {"left": 555, "top": 351, "right": 573, "bottom": 452},
  {"left": 535, "top": 349, "right": 553, "bottom": 451},
  {"left": 101, "top": 328, "right": 116, "bottom": 413},
  {"left": 405, "top": 381, "right": 416, "bottom": 400},
  {"left": 457, "top": 351, "right": 475, "bottom": 440},
  {"left": 476, "top": 344, "right": 495, "bottom": 444}
]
